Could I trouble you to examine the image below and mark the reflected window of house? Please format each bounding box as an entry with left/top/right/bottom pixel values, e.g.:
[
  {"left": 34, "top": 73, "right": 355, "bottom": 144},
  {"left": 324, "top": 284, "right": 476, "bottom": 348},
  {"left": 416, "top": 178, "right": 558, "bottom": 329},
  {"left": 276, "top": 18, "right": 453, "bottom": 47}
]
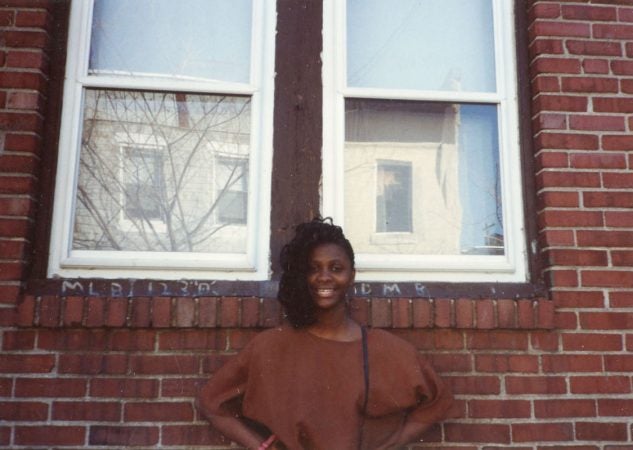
[
  {"left": 122, "top": 146, "right": 165, "bottom": 223},
  {"left": 376, "top": 161, "right": 412, "bottom": 233},
  {"left": 49, "top": 0, "right": 275, "bottom": 279},
  {"left": 323, "top": 0, "right": 526, "bottom": 282},
  {"left": 215, "top": 157, "right": 248, "bottom": 225}
]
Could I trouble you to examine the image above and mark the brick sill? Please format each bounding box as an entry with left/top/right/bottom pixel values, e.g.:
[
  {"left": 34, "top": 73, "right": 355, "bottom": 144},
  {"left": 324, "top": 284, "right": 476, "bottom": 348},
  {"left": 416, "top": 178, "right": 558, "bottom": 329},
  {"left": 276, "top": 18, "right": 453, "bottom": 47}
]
[{"left": 15, "top": 293, "right": 554, "bottom": 330}]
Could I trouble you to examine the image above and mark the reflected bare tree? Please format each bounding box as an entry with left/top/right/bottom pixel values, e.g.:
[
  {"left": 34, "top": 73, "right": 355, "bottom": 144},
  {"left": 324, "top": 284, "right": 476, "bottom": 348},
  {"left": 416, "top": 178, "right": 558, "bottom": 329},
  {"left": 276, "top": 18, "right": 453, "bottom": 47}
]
[{"left": 73, "top": 89, "right": 250, "bottom": 253}]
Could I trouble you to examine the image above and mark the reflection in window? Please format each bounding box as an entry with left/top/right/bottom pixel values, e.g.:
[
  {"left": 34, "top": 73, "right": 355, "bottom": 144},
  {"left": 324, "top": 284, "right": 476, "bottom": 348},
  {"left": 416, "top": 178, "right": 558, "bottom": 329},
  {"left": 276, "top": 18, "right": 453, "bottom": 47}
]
[
  {"left": 73, "top": 89, "right": 251, "bottom": 253},
  {"left": 376, "top": 161, "right": 412, "bottom": 233},
  {"left": 215, "top": 157, "right": 248, "bottom": 225},
  {"left": 122, "top": 146, "right": 165, "bottom": 222},
  {"left": 344, "top": 99, "right": 503, "bottom": 256}
]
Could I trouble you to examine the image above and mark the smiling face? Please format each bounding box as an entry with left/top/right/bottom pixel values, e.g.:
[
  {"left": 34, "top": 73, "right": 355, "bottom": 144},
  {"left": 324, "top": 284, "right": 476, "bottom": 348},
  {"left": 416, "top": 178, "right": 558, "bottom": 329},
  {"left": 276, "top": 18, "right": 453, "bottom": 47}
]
[{"left": 307, "top": 243, "right": 356, "bottom": 312}]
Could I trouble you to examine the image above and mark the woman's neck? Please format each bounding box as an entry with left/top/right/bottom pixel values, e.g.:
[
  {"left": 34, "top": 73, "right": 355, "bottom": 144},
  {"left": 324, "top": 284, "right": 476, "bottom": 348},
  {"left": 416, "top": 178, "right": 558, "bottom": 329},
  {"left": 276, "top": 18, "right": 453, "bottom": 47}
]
[{"left": 307, "top": 308, "right": 361, "bottom": 342}]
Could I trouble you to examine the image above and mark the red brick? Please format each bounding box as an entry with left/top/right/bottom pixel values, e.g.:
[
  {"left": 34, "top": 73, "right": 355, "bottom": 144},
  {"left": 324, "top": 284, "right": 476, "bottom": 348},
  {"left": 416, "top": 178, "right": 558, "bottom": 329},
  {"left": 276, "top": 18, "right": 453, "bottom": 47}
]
[
  {"left": 562, "top": 5, "right": 617, "bottom": 21},
  {"left": 469, "top": 400, "right": 531, "bottom": 419},
  {"left": 582, "top": 270, "right": 633, "bottom": 288},
  {"left": 565, "top": 332, "right": 623, "bottom": 351},
  {"left": 4, "top": 133, "right": 41, "bottom": 152},
  {"left": 161, "top": 377, "right": 206, "bottom": 397},
  {"left": 579, "top": 312, "right": 633, "bottom": 330},
  {"left": 371, "top": 298, "right": 391, "bottom": 327},
  {"left": 594, "top": 23, "right": 633, "bottom": 39},
  {"left": 89, "top": 426, "right": 159, "bottom": 446},
  {"left": 15, "top": 10, "right": 50, "bottom": 27},
  {"left": 0, "top": 401, "right": 48, "bottom": 420},
  {"left": 124, "top": 402, "right": 193, "bottom": 422},
  {"left": 455, "top": 298, "right": 474, "bottom": 328},
  {"left": 603, "top": 173, "right": 633, "bottom": 187},
  {"left": 535, "top": 150, "right": 569, "bottom": 171},
  {"left": 38, "top": 329, "right": 108, "bottom": 351},
  {"left": 577, "top": 231, "right": 633, "bottom": 247},
  {"left": 540, "top": 299, "right": 560, "bottom": 330},
  {"left": 570, "top": 115, "right": 624, "bottom": 132},
  {"left": 0, "top": 261, "right": 25, "bottom": 280},
  {"left": 531, "top": 21, "right": 591, "bottom": 38},
  {"left": 129, "top": 355, "right": 198, "bottom": 374},
  {"left": 602, "top": 135, "right": 633, "bottom": 151},
  {"left": 535, "top": 399, "right": 596, "bottom": 418},
  {"left": 604, "top": 354, "right": 633, "bottom": 371},
  {"left": 428, "top": 354, "right": 471, "bottom": 373},
  {"left": 609, "top": 291, "right": 633, "bottom": 307},
  {"left": 530, "top": 3, "right": 561, "bottom": 20},
  {"left": 445, "top": 423, "right": 510, "bottom": 444},
  {"left": 15, "top": 426, "right": 85, "bottom": 446},
  {"left": 497, "top": 299, "right": 516, "bottom": 328},
  {"left": 90, "top": 378, "right": 158, "bottom": 398},
  {"left": 475, "top": 354, "right": 538, "bottom": 373},
  {"left": 613, "top": 249, "right": 633, "bottom": 265},
  {"left": 505, "top": 376, "right": 567, "bottom": 394},
  {"left": 512, "top": 423, "right": 573, "bottom": 442},
  {"left": 241, "top": 297, "right": 260, "bottom": 327},
  {"left": 219, "top": 297, "right": 239, "bottom": 327},
  {"left": 2, "top": 30, "right": 49, "bottom": 48},
  {"left": 530, "top": 38, "right": 565, "bottom": 56},
  {"left": 530, "top": 331, "right": 560, "bottom": 353},
  {"left": 162, "top": 425, "right": 229, "bottom": 446},
  {"left": 390, "top": 298, "right": 410, "bottom": 328},
  {"left": 159, "top": 329, "right": 224, "bottom": 350},
  {"left": 109, "top": 330, "right": 155, "bottom": 351},
  {"left": 563, "top": 77, "right": 619, "bottom": 94},
  {"left": 474, "top": 299, "right": 494, "bottom": 329},
  {"left": 441, "top": 375, "right": 499, "bottom": 395},
  {"left": 467, "top": 331, "right": 528, "bottom": 350},
  {"left": 85, "top": 297, "right": 105, "bottom": 327},
  {"left": 517, "top": 299, "right": 535, "bottom": 328},
  {"left": 52, "top": 401, "right": 120, "bottom": 421},
  {"left": 598, "top": 399, "right": 633, "bottom": 416},
  {"left": 539, "top": 210, "right": 604, "bottom": 228},
  {"left": 0, "top": 10, "right": 14, "bottom": 26},
  {"left": 534, "top": 95, "right": 588, "bottom": 113},
  {"left": 174, "top": 297, "right": 195, "bottom": 327},
  {"left": 104, "top": 297, "right": 128, "bottom": 327},
  {"left": 433, "top": 329, "right": 464, "bottom": 350},
  {"left": 582, "top": 58, "right": 610, "bottom": 74},
  {"left": 533, "top": 114, "right": 567, "bottom": 132},
  {"left": 555, "top": 310, "right": 579, "bottom": 329},
  {"left": 532, "top": 75, "right": 561, "bottom": 92},
  {"left": 58, "top": 354, "right": 127, "bottom": 375},
  {"left": 0, "top": 354, "right": 54, "bottom": 373},
  {"left": 576, "top": 422, "right": 628, "bottom": 441},
  {"left": 621, "top": 78, "right": 633, "bottom": 93},
  {"left": 412, "top": 299, "right": 432, "bottom": 328},
  {"left": 2, "top": 330, "right": 35, "bottom": 350},
  {"left": 572, "top": 152, "right": 627, "bottom": 168},
  {"left": 151, "top": 296, "right": 171, "bottom": 327},
  {"left": 434, "top": 298, "right": 452, "bottom": 328},
  {"left": 571, "top": 376, "right": 631, "bottom": 394},
  {"left": 546, "top": 269, "right": 579, "bottom": 288},
  {"left": 536, "top": 133, "right": 598, "bottom": 151},
  {"left": 538, "top": 191, "right": 580, "bottom": 209},
  {"left": 532, "top": 57, "right": 582, "bottom": 74},
  {"left": 584, "top": 191, "right": 633, "bottom": 207},
  {"left": 198, "top": 296, "right": 218, "bottom": 327},
  {"left": 15, "top": 378, "right": 87, "bottom": 397},
  {"left": 539, "top": 230, "right": 575, "bottom": 247},
  {"left": 542, "top": 354, "right": 602, "bottom": 372},
  {"left": 15, "top": 294, "right": 35, "bottom": 326},
  {"left": 545, "top": 249, "right": 608, "bottom": 266},
  {"left": 62, "top": 296, "right": 83, "bottom": 326},
  {"left": 621, "top": 7, "right": 633, "bottom": 22},
  {"left": 594, "top": 97, "right": 633, "bottom": 113},
  {"left": 130, "top": 297, "right": 151, "bottom": 327}
]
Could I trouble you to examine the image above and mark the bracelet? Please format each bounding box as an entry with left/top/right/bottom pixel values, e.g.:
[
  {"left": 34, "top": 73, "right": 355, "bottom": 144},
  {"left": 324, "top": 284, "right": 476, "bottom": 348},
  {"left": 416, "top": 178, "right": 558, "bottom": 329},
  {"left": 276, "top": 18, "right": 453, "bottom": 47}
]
[{"left": 258, "top": 434, "right": 277, "bottom": 450}]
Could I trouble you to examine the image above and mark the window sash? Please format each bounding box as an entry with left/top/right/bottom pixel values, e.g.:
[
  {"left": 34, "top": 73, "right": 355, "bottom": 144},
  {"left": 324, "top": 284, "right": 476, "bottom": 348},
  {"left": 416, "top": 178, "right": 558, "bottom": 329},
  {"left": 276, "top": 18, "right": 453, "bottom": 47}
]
[
  {"left": 322, "top": 0, "right": 527, "bottom": 282},
  {"left": 48, "top": 0, "right": 276, "bottom": 280}
]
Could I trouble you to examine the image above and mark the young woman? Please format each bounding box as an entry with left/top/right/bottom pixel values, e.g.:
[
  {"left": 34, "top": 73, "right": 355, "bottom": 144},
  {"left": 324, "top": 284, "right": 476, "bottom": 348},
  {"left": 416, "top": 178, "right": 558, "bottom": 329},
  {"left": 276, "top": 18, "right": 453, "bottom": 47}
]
[{"left": 197, "top": 219, "right": 453, "bottom": 450}]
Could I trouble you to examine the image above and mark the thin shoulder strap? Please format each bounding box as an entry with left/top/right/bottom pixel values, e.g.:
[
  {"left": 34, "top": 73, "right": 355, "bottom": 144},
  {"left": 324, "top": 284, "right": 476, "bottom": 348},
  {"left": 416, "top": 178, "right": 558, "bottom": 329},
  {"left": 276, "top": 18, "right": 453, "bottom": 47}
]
[
  {"left": 359, "top": 326, "right": 369, "bottom": 450},
  {"left": 361, "top": 326, "right": 369, "bottom": 414}
]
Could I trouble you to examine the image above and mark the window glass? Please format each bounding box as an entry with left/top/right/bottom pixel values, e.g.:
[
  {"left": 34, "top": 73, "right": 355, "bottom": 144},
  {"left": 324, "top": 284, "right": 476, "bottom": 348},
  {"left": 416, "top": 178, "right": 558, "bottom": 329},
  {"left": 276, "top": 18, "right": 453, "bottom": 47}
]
[
  {"left": 72, "top": 88, "right": 250, "bottom": 253},
  {"left": 90, "top": 0, "right": 252, "bottom": 82},
  {"left": 346, "top": 0, "right": 496, "bottom": 92},
  {"left": 344, "top": 99, "right": 503, "bottom": 256}
]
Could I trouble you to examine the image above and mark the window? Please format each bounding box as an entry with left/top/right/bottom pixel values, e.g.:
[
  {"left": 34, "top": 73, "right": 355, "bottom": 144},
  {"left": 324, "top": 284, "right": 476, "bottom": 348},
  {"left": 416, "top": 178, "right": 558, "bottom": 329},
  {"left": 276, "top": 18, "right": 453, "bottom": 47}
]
[
  {"left": 48, "top": 0, "right": 275, "bottom": 279},
  {"left": 323, "top": 0, "right": 527, "bottom": 282}
]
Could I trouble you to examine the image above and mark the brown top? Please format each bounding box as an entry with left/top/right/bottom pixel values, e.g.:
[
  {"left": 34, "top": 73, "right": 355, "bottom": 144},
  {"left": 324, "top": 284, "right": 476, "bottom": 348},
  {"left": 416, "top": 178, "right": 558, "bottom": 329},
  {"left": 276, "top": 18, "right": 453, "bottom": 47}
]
[{"left": 198, "top": 326, "right": 453, "bottom": 450}]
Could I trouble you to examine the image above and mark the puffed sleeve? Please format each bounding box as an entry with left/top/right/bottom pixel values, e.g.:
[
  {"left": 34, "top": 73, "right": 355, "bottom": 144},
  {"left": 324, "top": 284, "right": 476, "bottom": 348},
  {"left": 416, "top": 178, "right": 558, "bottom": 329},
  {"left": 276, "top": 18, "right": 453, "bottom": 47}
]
[
  {"left": 406, "top": 354, "right": 453, "bottom": 425},
  {"left": 197, "top": 342, "right": 253, "bottom": 418}
]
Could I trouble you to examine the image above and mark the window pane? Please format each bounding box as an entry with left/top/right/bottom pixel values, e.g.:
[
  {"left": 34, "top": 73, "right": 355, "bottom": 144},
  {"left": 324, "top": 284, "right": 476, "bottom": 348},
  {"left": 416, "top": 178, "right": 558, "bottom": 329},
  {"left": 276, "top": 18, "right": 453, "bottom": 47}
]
[
  {"left": 346, "top": 0, "right": 496, "bottom": 92},
  {"left": 215, "top": 157, "right": 248, "bottom": 225},
  {"left": 344, "top": 99, "right": 503, "bottom": 255},
  {"left": 73, "top": 89, "right": 251, "bottom": 253},
  {"left": 90, "top": 0, "right": 252, "bottom": 82}
]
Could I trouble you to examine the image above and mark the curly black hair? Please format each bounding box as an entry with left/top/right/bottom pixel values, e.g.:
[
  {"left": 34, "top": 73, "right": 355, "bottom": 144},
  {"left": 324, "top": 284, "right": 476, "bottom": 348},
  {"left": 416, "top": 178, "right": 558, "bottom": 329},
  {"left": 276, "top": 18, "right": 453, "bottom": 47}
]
[{"left": 277, "top": 217, "right": 355, "bottom": 328}]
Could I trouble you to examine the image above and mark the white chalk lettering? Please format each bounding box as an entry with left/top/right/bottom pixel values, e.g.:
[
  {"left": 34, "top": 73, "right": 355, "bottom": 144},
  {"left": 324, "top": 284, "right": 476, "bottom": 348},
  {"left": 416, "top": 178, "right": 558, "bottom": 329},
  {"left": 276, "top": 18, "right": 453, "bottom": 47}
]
[
  {"left": 61, "top": 280, "right": 84, "bottom": 295},
  {"left": 382, "top": 283, "right": 401, "bottom": 296}
]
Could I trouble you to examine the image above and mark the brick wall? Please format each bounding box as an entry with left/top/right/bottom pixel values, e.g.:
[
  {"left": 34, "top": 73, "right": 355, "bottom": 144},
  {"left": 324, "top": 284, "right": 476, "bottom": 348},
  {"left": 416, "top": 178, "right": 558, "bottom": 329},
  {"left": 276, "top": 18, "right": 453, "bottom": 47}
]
[{"left": 1, "top": 0, "right": 633, "bottom": 448}]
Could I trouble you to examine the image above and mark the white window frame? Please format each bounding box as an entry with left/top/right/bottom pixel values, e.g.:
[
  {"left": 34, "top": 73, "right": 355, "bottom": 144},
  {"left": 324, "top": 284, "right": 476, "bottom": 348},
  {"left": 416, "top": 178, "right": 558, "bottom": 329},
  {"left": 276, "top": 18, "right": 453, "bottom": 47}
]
[
  {"left": 48, "top": 0, "right": 276, "bottom": 280},
  {"left": 322, "top": 0, "right": 528, "bottom": 282}
]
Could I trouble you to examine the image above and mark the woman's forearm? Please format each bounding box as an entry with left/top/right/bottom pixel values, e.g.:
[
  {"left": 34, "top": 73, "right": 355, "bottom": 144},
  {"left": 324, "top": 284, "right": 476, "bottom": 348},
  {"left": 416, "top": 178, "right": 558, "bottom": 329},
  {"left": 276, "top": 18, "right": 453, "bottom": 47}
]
[
  {"left": 196, "top": 398, "right": 264, "bottom": 450},
  {"left": 376, "top": 420, "right": 432, "bottom": 450}
]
